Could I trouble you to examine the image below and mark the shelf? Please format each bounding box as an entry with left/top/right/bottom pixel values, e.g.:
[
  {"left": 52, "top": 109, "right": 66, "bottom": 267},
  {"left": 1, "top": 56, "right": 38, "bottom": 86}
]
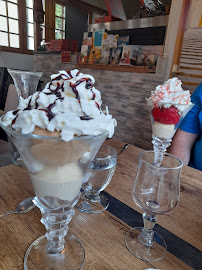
[
  {"left": 88, "top": 16, "right": 169, "bottom": 32},
  {"left": 76, "top": 63, "right": 150, "bottom": 73}
]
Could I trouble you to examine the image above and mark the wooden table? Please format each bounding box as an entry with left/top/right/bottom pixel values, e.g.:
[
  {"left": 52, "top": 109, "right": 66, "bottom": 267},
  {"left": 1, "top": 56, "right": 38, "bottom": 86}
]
[{"left": 0, "top": 139, "right": 201, "bottom": 270}]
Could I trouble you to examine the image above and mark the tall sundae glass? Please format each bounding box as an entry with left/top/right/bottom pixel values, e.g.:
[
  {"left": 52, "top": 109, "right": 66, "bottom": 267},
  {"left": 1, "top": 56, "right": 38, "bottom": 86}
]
[
  {"left": 0, "top": 121, "right": 107, "bottom": 269},
  {"left": 0, "top": 69, "right": 116, "bottom": 269},
  {"left": 147, "top": 78, "right": 194, "bottom": 166}
]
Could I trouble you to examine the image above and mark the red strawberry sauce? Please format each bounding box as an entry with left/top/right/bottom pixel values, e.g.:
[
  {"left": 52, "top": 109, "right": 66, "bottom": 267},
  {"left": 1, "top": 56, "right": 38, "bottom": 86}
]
[{"left": 152, "top": 106, "right": 180, "bottom": 125}]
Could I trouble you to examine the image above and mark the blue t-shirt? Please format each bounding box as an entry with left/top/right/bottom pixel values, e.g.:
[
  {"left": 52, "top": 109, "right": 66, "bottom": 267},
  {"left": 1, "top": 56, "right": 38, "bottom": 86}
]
[{"left": 179, "top": 83, "right": 202, "bottom": 170}]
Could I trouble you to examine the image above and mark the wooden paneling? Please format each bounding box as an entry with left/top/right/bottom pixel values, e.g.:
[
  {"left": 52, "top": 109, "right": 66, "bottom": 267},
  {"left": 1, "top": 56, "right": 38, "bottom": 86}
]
[
  {"left": 45, "top": 0, "right": 55, "bottom": 41},
  {"left": 76, "top": 63, "right": 149, "bottom": 73}
]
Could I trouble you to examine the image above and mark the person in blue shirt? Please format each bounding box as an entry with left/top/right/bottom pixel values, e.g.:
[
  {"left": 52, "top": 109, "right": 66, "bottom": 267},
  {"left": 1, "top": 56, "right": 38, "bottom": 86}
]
[{"left": 169, "top": 83, "right": 202, "bottom": 171}]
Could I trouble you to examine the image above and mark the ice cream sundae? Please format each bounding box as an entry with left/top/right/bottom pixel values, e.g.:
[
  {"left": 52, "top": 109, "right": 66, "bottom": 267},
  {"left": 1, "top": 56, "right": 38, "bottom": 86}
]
[
  {"left": 0, "top": 69, "right": 116, "bottom": 202},
  {"left": 147, "top": 77, "right": 194, "bottom": 166},
  {"left": 2, "top": 69, "right": 116, "bottom": 141},
  {"left": 147, "top": 77, "right": 193, "bottom": 140},
  {"left": 0, "top": 69, "right": 117, "bottom": 268}
]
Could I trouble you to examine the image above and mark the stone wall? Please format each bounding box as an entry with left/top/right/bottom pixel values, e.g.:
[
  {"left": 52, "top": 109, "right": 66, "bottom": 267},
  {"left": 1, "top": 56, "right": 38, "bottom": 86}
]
[{"left": 34, "top": 53, "right": 165, "bottom": 150}]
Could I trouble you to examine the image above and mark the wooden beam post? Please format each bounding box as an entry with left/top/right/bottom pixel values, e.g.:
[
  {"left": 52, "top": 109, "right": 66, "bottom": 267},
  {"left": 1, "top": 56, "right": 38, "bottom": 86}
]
[
  {"left": 33, "top": 0, "right": 45, "bottom": 50},
  {"left": 164, "top": 0, "right": 191, "bottom": 80}
]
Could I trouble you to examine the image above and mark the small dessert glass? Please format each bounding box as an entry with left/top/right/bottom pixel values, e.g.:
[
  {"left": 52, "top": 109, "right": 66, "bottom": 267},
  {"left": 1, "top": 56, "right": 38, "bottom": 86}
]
[
  {"left": 0, "top": 116, "right": 108, "bottom": 270},
  {"left": 76, "top": 144, "right": 117, "bottom": 214},
  {"left": 7, "top": 69, "right": 43, "bottom": 167},
  {"left": 147, "top": 100, "right": 194, "bottom": 166},
  {"left": 125, "top": 150, "right": 183, "bottom": 261}
]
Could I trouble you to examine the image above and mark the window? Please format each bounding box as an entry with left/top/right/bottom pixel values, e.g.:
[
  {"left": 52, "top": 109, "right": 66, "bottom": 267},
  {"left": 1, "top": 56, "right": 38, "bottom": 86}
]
[
  {"left": 0, "top": 0, "right": 67, "bottom": 52},
  {"left": 0, "top": 0, "right": 35, "bottom": 53},
  {"left": 55, "top": 2, "right": 66, "bottom": 40},
  {"left": 44, "top": 0, "right": 66, "bottom": 42},
  {"left": 0, "top": 0, "right": 20, "bottom": 49},
  {"left": 26, "top": 0, "right": 34, "bottom": 50}
]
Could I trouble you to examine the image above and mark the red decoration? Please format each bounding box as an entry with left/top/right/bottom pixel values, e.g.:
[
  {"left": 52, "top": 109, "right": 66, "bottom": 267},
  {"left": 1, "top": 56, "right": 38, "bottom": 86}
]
[
  {"left": 49, "top": 39, "right": 78, "bottom": 52},
  {"left": 152, "top": 106, "right": 180, "bottom": 125},
  {"left": 61, "top": 51, "right": 71, "bottom": 63},
  {"left": 95, "top": 0, "right": 126, "bottom": 24}
]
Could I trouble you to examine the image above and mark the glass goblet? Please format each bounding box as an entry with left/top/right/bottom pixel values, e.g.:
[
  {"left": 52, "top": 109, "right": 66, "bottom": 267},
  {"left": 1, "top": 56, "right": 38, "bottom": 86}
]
[
  {"left": 125, "top": 150, "right": 183, "bottom": 261},
  {"left": 7, "top": 69, "right": 43, "bottom": 167},
  {"left": 147, "top": 100, "right": 194, "bottom": 166},
  {"left": 76, "top": 144, "right": 117, "bottom": 214},
  {"left": 7, "top": 69, "right": 43, "bottom": 100},
  {"left": 0, "top": 116, "right": 108, "bottom": 270}
]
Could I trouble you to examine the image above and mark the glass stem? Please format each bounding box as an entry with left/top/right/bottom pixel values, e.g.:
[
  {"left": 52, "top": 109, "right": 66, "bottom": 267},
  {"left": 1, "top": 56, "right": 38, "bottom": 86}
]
[
  {"left": 139, "top": 212, "right": 157, "bottom": 247},
  {"left": 152, "top": 135, "right": 172, "bottom": 166},
  {"left": 33, "top": 197, "right": 75, "bottom": 254}
]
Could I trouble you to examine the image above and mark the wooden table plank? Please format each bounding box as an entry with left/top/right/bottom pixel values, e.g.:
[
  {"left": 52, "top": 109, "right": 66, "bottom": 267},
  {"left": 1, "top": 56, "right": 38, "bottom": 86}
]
[
  {"left": 105, "top": 139, "right": 202, "bottom": 251},
  {"left": 0, "top": 139, "right": 201, "bottom": 269},
  {"left": 71, "top": 210, "right": 193, "bottom": 270}
]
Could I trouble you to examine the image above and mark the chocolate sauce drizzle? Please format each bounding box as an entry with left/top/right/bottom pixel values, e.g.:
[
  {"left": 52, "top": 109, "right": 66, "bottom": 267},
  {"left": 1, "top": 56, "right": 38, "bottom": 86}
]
[
  {"left": 11, "top": 116, "right": 17, "bottom": 126},
  {"left": 24, "top": 97, "right": 32, "bottom": 111},
  {"left": 11, "top": 71, "right": 99, "bottom": 127},
  {"left": 13, "top": 109, "right": 19, "bottom": 115},
  {"left": 12, "top": 96, "right": 32, "bottom": 125},
  {"left": 66, "top": 71, "right": 73, "bottom": 78},
  {"left": 40, "top": 97, "right": 64, "bottom": 121},
  {"left": 69, "top": 77, "right": 95, "bottom": 100},
  {"left": 45, "top": 82, "right": 63, "bottom": 98},
  {"left": 80, "top": 116, "right": 93, "bottom": 121}
]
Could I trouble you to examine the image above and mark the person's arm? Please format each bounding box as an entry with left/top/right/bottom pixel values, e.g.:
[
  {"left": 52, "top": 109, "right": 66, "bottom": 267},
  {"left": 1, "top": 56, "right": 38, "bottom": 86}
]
[{"left": 168, "top": 129, "right": 198, "bottom": 165}]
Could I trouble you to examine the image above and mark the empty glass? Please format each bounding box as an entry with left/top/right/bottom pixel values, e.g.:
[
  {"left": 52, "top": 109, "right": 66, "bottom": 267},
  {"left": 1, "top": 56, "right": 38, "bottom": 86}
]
[
  {"left": 125, "top": 150, "right": 183, "bottom": 261},
  {"left": 7, "top": 69, "right": 43, "bottom": 166},
  {"left": 76, "top": 144, "right": 117, "bottom": 214},
  {"left": 7, "top": 69, "right": 43, "bottom": 100}
]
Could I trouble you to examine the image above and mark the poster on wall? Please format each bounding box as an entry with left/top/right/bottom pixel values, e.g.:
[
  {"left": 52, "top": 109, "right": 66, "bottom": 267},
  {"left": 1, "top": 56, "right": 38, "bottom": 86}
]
[
  {"left": 78, "top": 45, "right": 91, "bottom": 63},
  {"left": 119, "top": 45, "right": 133, "bottom": 65},
  {"left": 93, "top": 30, "right": 105, "bottom": 47},
  {"left": 111, "top": 47, "right": 123, "bottom": 65},
  {"left": 130, "top": 45, "right": 164, "bottom": 69},
  {"left": 89, "top": 47, "right": 101, "bottom": 64}
]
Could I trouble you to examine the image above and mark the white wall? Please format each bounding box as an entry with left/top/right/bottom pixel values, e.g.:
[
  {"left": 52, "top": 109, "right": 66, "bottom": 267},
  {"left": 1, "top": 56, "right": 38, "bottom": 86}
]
[
  {"left": 0, "top": 52, "right": 34, "bottom": 71},
  {"left": 187, "top": 0, "right": 202, "bottom": 28},
  {"left": 81, "top": 0, "right": 108, "bottom": 10}
]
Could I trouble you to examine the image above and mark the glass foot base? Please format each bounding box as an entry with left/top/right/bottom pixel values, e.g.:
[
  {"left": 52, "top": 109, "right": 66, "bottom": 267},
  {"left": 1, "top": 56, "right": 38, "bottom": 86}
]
[
  {"left": 76, "top": 193, "right": 109, "bottom": 214},
  {"left": 125, "top": 227, "right": 167, "bottom": 261},
  {"left": 13, "top": 156, "right": 24, "bottom": 167},
  {"left": 24, "top": 234, "right": 85, "bottom": 270}
]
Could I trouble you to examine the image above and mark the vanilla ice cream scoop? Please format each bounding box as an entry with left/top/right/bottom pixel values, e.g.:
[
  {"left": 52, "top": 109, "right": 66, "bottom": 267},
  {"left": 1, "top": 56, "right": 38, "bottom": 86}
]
[{"left": 2, "top": 69, "right": 117, "bottom": 141}]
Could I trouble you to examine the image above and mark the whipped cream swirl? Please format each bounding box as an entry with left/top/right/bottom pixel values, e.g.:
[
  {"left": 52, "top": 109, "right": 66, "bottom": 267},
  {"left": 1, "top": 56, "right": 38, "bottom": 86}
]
[
  {"left": 2, "top": 69, "right": 117, "bottom": 141},
  {"left": 148, "top": 77, "right": 191, "bottom": 106}
]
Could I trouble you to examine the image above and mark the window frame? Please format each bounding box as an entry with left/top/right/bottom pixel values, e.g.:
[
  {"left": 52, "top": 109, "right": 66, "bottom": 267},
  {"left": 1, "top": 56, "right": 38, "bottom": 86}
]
[
  {"left": 55, "top": 1, "right": 66, "bottom": 40},
  {"left": 0, "top": 0, "right": 107, "bottom": 52},
  {"left": 0, "top": 0, "right": 35, "bottom": 54},
  {"left": 45, "top": 0, "right": 67, "bottom": 42}
]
